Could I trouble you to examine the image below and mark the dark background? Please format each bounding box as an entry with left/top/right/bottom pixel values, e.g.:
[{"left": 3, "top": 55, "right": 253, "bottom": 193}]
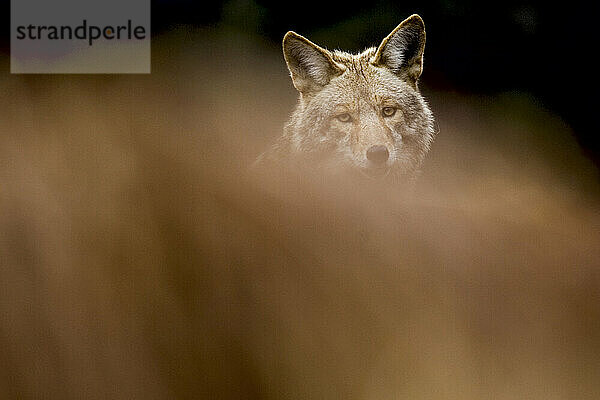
[
  {"left": 152, "top": 0, "right": 598, "bottom": 165},
  {"left": 4, "top": 0, "right": 598, "bottom": 165}
]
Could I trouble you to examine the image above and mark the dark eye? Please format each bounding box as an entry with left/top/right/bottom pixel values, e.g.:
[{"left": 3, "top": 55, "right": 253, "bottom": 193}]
[
  {"left": 336, "top": 113, "right": 352, "bottom": 123},
  {"left": 382, "top": 106, "right": 396, "bottom": 117}
]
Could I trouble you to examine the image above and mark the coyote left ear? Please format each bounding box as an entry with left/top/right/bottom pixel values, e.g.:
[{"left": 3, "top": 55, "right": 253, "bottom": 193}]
[
  {"left": 372, "top": 14, "right": 426, "bottom": 86},
  {"left": 283, "top": 31, "right": 345, "bottom": 94}
]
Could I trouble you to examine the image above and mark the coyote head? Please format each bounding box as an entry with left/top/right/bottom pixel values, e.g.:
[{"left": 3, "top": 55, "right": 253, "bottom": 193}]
[{"left": 282, "top": 15, "right": 435, "bottom": 180}]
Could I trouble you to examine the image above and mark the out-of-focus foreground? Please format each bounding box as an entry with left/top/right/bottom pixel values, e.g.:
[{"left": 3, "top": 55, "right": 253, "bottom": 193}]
[{"left": 1, "top": 30, "right": 599, "bottom": 399}]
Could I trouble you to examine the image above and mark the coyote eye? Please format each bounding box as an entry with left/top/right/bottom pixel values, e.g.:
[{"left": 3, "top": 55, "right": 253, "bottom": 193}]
[
  {"left": 382, "top": 106, "right": 396, "bottom": 117},
  {"left": 335, "top": 113, "right": 352, "bottom": 123}
]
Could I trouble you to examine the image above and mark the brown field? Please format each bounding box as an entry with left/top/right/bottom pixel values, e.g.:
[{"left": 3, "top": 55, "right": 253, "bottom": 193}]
[{"left": 1, "top": 29, "right": 599, "bottom": 399}]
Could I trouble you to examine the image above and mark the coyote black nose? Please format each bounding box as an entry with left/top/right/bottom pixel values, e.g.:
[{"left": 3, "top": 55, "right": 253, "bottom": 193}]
[{"left": 366, "top": 145, "right": 389, "bottom": 165}]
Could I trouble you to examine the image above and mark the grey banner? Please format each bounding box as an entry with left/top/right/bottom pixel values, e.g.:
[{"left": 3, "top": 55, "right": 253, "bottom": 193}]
[{"left": 11, "top": 0, "right": 151, "bottom": 73}]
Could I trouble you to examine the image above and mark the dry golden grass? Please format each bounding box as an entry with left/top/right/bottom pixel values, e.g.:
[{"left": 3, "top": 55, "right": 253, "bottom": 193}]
[{"left": 1, "top": 29, "right": 599, "bottom": 399}]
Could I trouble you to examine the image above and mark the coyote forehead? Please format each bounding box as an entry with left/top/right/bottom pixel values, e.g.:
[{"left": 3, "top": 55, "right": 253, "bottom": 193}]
[
  {"left": 257, "top": 14, "right": 435, "bottom": 183},
  {"left": 316, "top": 48, "right": 419, "bottom": 110}
]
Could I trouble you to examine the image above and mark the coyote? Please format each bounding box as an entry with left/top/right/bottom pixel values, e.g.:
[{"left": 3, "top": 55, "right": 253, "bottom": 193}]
[{"left": 257, "top": 14, "right": 435, "bottom": 182}]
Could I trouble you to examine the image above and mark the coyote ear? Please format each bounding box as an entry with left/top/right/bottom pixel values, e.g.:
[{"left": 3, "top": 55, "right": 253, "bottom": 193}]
[
  {"left": 371, "top": 14, "right": 426, "bottom": 86},
  {"left": 283, "top": 31, "right": 345, "bottom": 94}
]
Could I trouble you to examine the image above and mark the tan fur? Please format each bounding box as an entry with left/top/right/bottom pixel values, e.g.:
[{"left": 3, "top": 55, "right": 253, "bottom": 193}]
[{"left": 258, "top": 15, "right": 435, "bottom": 182}]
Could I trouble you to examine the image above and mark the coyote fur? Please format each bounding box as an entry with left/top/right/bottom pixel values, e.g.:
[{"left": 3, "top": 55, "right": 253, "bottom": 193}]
[{"left": 257, "top": 14, "right": 435, "bottom": 182}]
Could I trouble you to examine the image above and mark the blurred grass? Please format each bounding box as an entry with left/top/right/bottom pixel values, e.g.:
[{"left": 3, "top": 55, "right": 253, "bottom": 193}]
[{"left": 0, "top": 27, "right": 599, "bottom": 399}]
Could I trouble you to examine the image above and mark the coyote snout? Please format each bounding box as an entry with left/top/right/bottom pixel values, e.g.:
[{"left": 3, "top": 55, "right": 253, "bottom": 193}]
[
  {"left": 367, "top": 145, "right": 389, "bottom": 165},
  {"left": 257, "top": 14, "right": 435, "bottom": 183}
]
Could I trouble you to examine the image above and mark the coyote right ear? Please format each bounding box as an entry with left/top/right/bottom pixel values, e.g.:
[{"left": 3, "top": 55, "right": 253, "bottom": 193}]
[
  {"left": 282, "top": 32, "right": 345, "bottom": 94},
  {"left": 372, "top": 14, "right": 426, "bottom": 86}
]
